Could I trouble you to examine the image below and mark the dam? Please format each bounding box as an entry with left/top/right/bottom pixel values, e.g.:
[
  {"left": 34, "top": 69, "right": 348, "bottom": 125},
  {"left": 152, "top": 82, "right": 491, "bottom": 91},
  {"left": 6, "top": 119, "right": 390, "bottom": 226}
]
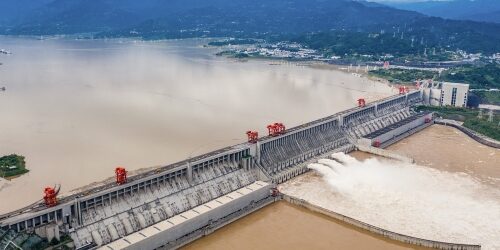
[{"left": 0, "top": 90, "right": 425, "bottom": 249}]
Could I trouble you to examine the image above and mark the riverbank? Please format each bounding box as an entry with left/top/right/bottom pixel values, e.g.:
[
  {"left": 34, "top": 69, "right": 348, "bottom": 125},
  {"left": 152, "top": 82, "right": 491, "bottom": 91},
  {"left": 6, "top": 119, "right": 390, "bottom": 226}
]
[{"left": 416, "top": 106, "right": 500, "bottom": 141}]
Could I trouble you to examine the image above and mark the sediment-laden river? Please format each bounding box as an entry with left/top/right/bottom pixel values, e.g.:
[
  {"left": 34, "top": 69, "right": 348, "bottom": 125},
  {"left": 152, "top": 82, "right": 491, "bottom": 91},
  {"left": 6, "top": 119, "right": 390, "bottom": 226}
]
[
  {"left": 0, "top": 37, "right": 394, "bottom": 213},
  {"left": 183, "top": 201, "right": 427, "bottom": 250}
]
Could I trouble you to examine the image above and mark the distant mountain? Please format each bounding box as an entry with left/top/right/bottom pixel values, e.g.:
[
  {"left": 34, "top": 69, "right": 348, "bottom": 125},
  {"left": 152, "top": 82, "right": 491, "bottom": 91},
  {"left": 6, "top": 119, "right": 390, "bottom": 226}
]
[
  {"left": 384, "top": 0, "right": 500, "bottom": 23},
  {"left": 0, "top": 0, "right": 53, "bottom": 25},
  {"left": 1, "top": 0, "right": 500, "bottom": 54},
  {"left": 2, "top": 0, "right": 423, "bottom": 34},
  {"left": 463, "top": 10, "right": 500, "bottom": 24}
]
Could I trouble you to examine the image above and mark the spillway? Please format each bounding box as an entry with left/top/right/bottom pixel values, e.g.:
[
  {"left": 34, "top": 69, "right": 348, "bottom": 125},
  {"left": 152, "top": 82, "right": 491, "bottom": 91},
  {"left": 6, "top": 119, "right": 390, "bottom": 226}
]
[
  {"left": 280, "top": 153, "right": 500, "bottom": 249},
  {"left": 0, "top": 90, "right": 439, "bottom": 249}
]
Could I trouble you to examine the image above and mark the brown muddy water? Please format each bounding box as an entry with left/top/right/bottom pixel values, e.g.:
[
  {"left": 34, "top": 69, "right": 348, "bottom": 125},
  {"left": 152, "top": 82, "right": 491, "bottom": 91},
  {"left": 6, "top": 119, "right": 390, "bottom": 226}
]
[
  {"left": 183, "top": 201, "right": 426, "bottom": 250},
  {"left": 0, "top": 37, "right": 394, "bottom": 213},
  {"left": 387, "top": 125, "right": 500, "bottom": 187}
]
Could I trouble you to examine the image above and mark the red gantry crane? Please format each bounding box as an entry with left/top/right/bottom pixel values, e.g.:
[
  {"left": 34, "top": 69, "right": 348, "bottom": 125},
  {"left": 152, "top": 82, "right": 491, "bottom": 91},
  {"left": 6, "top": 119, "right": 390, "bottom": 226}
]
[
  {"left": 115, "top": 167, "right": 127, "bottom": 185},
  {"left": 357, "top": 98, "right": 366, "bottom": 108},
  {"left": 274, "top": 123, "right": 285, "bottom": 134},
  {"left": 267, "top": 123, "right": 286, "bottom": 137},
  {"left": 399, "top": 86, "right": 409, "bottom": 94},
  {"left": 43, "top": 185, "right": 60, "bottom": 207},
  {"left": 246, "top": 130, "right": 258, "bottom": 143}
]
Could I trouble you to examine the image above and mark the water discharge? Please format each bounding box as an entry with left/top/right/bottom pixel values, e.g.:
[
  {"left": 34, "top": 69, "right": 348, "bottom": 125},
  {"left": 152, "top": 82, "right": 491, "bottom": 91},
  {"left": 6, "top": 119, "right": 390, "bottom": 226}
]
[{"left": 280, "top": 153, "right": 500, "bottom": 249}]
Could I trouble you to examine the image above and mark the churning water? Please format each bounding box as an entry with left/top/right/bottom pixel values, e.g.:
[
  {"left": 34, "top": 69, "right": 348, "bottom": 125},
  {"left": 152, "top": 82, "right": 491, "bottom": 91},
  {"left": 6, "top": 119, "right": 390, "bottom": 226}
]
[{"left": 280, "top": 153, "right": 500, "bottom": 249}]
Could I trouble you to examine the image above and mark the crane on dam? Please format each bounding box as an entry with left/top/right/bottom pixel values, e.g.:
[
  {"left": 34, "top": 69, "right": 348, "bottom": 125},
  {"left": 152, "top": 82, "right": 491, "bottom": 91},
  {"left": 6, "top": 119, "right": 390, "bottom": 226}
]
[
  {"left": 43, "top": 185, "right": 60, "bottom": 207},
  {"left": 115, "top": 167, "right": 127, "bottom": 185},
  {"left": 267, "top": 123, "right": 286, "bottom": 136},
  {"left": 246, "top": 131, "right": 259, "bottom": 143}
]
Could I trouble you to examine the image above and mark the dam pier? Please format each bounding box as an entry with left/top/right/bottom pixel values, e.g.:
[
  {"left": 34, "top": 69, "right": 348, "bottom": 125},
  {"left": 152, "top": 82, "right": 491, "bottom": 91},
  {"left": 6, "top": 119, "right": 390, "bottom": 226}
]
[{"left": 1, "top": 90, "right": 429, "bottom": 249}]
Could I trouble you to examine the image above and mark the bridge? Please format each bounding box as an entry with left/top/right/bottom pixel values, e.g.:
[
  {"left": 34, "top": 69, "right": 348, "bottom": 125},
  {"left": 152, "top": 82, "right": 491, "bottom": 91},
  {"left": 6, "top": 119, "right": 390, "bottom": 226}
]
[{"left": 1, "top": 90, "right": 425, "bottom": 249}]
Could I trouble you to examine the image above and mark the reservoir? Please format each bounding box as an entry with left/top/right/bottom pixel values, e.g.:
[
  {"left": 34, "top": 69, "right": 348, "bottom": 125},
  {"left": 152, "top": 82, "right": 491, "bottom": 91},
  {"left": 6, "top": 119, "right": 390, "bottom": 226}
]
[{"left": 0, "top": 37, "right": 393, "bottom": 213}]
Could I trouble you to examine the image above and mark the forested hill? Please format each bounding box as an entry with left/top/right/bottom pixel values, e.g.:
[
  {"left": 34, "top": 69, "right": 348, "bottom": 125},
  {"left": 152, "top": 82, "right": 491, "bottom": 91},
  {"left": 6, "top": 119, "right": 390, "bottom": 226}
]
[
  {"left": 2, "top": 0, "right": 500, "bottom": 54},
  {"left": 385, "top": 0, "right": 500, "bottom": 24}
]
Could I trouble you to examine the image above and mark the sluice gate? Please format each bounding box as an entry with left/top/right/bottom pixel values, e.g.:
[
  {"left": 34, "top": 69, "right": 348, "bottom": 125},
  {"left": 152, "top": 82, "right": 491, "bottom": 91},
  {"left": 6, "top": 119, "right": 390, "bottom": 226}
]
[{"left": 0, "top": 90, "right": 425, "bottom": 249}]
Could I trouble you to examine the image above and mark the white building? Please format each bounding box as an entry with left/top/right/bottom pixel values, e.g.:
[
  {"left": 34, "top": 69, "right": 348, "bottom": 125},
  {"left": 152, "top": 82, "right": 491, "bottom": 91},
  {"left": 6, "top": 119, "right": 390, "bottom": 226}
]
[
  {"left": 421, "top": 81, "right": 469, "bottom": 107},
  {"left": 440, "top": 82, "right": 469, "bottom": 107}
]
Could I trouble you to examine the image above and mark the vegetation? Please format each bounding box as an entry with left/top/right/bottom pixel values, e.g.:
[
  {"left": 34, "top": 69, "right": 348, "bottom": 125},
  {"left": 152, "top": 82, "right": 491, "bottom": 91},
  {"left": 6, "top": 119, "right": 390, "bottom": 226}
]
[
  {"left": 369, "top": 63, "right": 500, "bottom": 104},
  {"left": 416, "top": 106, "right": 500, "bottom": 141},
  {"left": 369, "top": 68, "right": 437, "bottom": 83},
  {"left": 208, "top": 39, "right": 259, "bottom": 46},
  {"left": 371, "top": 63, "right": 500, "bottom": 88},
  {"left": 6, "top": 0, "right": 500, "bottom": 56},
  {"left": 0, "top": 154, "right": 29, "bottom": 178},
  {"left": 292, "top": 32, "right": 420, "bottom": 58},
  {"left": 32, "top": 234, "right": 73, "bottom": 250},
  {"left": 474, "top": 91, "right": 500, "bottom": 105},
  {"left": 215, "top": 50, "right": 250, "bottom": 58},
  {"left": 440, "top": 63, "right": 500, "bottom": 89}
]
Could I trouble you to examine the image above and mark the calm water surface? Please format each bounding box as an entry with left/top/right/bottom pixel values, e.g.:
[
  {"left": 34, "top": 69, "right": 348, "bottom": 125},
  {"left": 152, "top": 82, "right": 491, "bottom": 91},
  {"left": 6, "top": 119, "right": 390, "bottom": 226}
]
[
  {"left": 0, "top": 37, "right": 393, "bottom": 213},
  {"left": 183, "top": 201, "right": 426, "bottom": 250}
]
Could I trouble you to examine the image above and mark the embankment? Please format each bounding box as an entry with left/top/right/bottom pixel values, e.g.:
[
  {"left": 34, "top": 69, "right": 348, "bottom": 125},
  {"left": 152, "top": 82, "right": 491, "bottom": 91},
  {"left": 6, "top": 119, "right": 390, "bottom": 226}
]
[{"left": 435, "top": 120, "right": 500, "bottom": 149}]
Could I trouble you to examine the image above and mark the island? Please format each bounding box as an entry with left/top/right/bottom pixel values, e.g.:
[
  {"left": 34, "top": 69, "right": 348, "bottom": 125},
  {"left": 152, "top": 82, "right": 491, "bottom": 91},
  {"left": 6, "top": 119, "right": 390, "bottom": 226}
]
[{"left": 0, "top": 154, "right": 29, "bottom": 179}]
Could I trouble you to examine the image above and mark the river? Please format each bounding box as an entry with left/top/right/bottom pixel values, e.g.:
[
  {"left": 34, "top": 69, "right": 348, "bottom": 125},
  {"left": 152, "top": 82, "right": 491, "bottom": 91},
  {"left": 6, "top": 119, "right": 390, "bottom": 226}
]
[
  {"left": 183, "top": 201, "right": 427, "bottom": 250},
  {"left": 0, "top": 37, "right": 393, "bottom": 213}
]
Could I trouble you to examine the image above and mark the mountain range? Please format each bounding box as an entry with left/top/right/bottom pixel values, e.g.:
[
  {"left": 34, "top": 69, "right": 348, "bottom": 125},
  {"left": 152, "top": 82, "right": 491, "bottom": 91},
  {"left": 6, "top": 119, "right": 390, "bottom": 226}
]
[
  {"left": 1, "top": 0, "right": 500, "bottom": 54},
  {"left": 383, "top": 0, "right": 500, "bottom": 24}
]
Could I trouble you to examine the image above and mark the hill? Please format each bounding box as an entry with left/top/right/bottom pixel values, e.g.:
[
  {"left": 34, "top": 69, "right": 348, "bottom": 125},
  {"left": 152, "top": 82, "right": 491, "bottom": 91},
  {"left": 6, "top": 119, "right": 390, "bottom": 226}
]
[
  {"left": 1, "top": 0, "right": 500, "bottom": 54},
  {"left": 385, "top": 0, "right": 500, "bottom": 23}
]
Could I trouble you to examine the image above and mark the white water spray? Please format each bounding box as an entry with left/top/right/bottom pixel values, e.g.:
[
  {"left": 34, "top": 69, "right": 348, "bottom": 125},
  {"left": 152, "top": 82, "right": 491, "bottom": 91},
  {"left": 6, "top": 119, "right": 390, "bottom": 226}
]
[{"left": 280, "top": 153, "right": 500, "bottom": 249}]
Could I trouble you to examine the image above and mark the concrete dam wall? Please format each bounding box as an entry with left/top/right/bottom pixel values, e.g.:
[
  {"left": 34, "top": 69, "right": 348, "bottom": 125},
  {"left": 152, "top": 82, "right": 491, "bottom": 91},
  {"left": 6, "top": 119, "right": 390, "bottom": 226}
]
[{"left": 0, "top": 90, "right": 428, "bottom": 249}]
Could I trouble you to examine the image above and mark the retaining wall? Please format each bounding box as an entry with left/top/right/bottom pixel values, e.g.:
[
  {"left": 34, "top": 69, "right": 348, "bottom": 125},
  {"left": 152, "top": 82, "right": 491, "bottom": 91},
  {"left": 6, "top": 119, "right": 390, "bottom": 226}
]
[
  {"left": 282, "top": 195, "right": 481, "bottom": 250},
  {"left": 435, "top": 121, "right": 500, "bottom": 149},
  {"left": 356, "top": 145, "right": 414, "bottom": 163}
]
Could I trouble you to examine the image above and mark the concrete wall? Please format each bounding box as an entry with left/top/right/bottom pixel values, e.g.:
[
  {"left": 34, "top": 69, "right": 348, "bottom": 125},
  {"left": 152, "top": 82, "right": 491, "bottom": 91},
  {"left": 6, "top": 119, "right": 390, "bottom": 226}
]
[
  {"left": 423, "top": 88, "right": 442, "bottom": 106},
  {"left": 100, "top": 181, "right": 272, "bottom": 250},
  {"left": 356, "top": 145, "right": 414, "bottom": 164},
  {"left": 283, "top": 195, "right": 481, "bottom": 250},
  {"left": 369, "top": 113, "right": 432, "bottom": 145}
]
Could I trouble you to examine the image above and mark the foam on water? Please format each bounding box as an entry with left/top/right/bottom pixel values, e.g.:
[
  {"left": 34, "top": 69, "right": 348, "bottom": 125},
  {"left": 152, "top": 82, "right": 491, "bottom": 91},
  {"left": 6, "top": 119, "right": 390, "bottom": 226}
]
[{"left": 280, "top": 153, "right": 500, "bottom": 249}]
